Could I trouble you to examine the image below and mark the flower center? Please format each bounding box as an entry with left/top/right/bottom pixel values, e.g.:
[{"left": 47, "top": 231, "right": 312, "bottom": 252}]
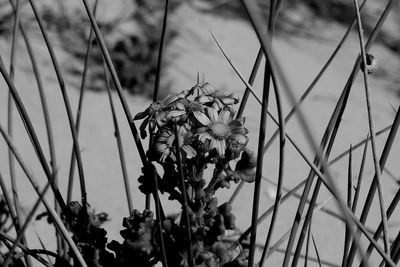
[
  {"left": 186, "top": 102, "right": 203, "bottom": 113},
  {"left": 209, "top": 123, "right": 231, "bottom": 140}
]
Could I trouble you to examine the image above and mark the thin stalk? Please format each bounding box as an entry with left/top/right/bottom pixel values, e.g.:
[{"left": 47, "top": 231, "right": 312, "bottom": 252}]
[
  {"left": 0, "top": 172, "right": 20, "bottom": 233},
  {"left": 103, "top": 63, "right": 133, "bottom": 214},
  {"left": 265, "top": 195, "right": 335, "bottom": 259},
  {"left": 363, "top": 176, "right": 400, "bottom": 264},
  {"left": 224, "top": 238, "right": 340, "bottom": 267},
  {"left": 27, "top": 0, "right": 88, "bottom": 210},
  {"left": 7, "top": 0, "right": 22, "bottom": 247},
  {"left": 146, "top": 0, "right": 170, "bottom": 211},
  {"left": 151, "top": 168, "right": 168, "bottom": 267},
  {"left": 352, "top": 134, "right": 369, "bottom": 215},
  {"left": 346, "top": 2, "right": 400, "bottom": 261},
  {"left": 7, "top": 0, "right": 63, "bottom": 249},
  {"left": 36, "top": 235, "right": 53, "bottom": 265},
  {"left": 174, "top": 123, "right": 193, "bottom": 267},
  {"left": 67, "top": 0, "right": 98, "bottom": 204},
  {"left": 281, "top": 0, "right": 396, "bottom": 262},
  {"left": 239, "top": 1, "right": 395, "bottom": 266},
  {"left": 0, "top": 233, "right": 52, "bottom": 267},
  {"left": 230, "top": 0, "right": 368, "bottom": 206},
  {"left": 258, "top": 1, "right": 286, "bottom": 265},
  {"left": 357, "top": 108, "right": 400, "bottom": 264},
  {"left": 153, "top": 0, "right": 169, "bottom": 101},
  {"left": 80, "top": 0, "right": 147, "bottom": 165},
  {"left": 389, "top": 231, "right": 400, "bottom": 265},
  {"left": 291, "top": 175, "right": 322, "bottom": 267},
  {"left": 329, "top": 126, "right": 390, "bottom": 166},
  {"left": 291, "top": 97, "right": 344, "bottom": 267},
  {"left": 247, "top": 35, "right": 272, "bottom": 266},
  {"left": 383, "top": 168, "right": 400, "bottom": 184},
  {"left": 6, "top": 2, "right": 32, "bottom": 266},
  {"left": 311, "top": 235, "right": 322, "bottom": 267},
  {"left": 0, "top": 124, "right": 88, "bottom": 267},
  {"left": 3, "top": 182, "right": 50, "bottom": 267},
  {"left": 341, "top": 145, "right": 353, "bottom": 267},
  {"left": 236, "top": 0, "right": 283, "bottom": 118},
  {"left": 263, "top": 0, "right": 368, "bottom": 155},
  {"left": 238, "top": 175, "right": 307, "bottom": 243},
  {"left": 353, "top": 0, "right": 390, "bottom": 253},
  {"left": 0, "top": 51, "right": 67, "bottom": 214},
  {"left": 304, "top": 222, "right": 311, "bottom": 267}
]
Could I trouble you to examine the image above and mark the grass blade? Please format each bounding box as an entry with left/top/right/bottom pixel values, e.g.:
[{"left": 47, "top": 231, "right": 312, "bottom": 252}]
[
  {"left": 0, "top": 124, "right": 88, "bottom": 267},
  {"left": 0, "top": 233, "right": 52, "bottom": 267},
  {"left": 146, "top": 0, "right": 170, "bottom": 210},
  {"left": 27, "top": 0, "right": 88, "bottom": 210},
  {"left": 103, "top": 63, "right": 133, "bottom": 214},
  {"left": 239, "top": 0, "right": 396, "bottom": 266},
  {"left": 353, "top": 0, "right": 390, "bottom": 254},
  {"left": 341, "top": 145, "right": 354, "bottom": 266},
  {"left": 67, "top": 0, "right": 98, "bottom": 204},
  {"left": 311, "top": 234, "right": 322, "bottom": 267},
  {"left": 347, "top": 105, "right": 400, "bottom": 266},
  {"left": 3, "top": 182, "right": 51, "bottom": 267},
  {"left": 352, "top": 134, "right": 369, "bottom": 214},
  {"left": 174, "top": 122, "right": 192, "bottom": 267},
  {"left": 247, "top": 32, "right": 272, "bottom": 267},
  {"left": 80, "top": 0, "right": 147, "bottom": 165},
  {"left": 0, "top": 51, "right": 67, "bottom": 213}
]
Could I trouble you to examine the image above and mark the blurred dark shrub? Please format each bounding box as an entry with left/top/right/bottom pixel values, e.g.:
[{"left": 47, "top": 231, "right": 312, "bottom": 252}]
[{"left": 41, "top": 0, "right": 183, "bottom": 98}]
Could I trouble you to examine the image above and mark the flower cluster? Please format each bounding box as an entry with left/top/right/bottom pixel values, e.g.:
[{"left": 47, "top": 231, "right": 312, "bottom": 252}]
[
  {"left": 134, "top": 82, "right": 248, "bottom": 163},
  {"left": 129, "top": 82, "right": 256, "bottom": 266}
]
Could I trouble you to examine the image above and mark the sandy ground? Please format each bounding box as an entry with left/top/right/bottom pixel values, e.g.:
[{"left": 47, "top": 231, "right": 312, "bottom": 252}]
[{"left": 0, "top": 2, "right": 399, "bottom": 266}]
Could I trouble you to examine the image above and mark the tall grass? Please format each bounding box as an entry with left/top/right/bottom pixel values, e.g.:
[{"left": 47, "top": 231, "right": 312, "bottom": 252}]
[{"left": 0, "top": 0, "right": 399, "bottom": 267}]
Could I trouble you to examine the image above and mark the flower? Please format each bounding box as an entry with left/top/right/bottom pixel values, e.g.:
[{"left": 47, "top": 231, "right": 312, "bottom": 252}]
[
  {"left": 154, "top": 124, "right": 196, "bottom": 163},
  {"left": 195, "top": 108, "right": 248, "bottom": 157},
  {"left": 134, "top": 92, "right": 185, "bottom": 138},
  {"left": 196, "top": 85, "right": 239, "bottom": 110},
  {"left": 173, "top": 98, "right": 208, "bottom": 125}
]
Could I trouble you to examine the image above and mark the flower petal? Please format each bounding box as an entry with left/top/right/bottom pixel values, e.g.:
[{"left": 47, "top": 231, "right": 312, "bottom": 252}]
[
  {"left": 134, "top": 110, "right": 149, "bottom": 120},
  {"left": 207, "top": 108, "right": 219, "bottom": 123},
  {"left": 221, "top": 98, "right": 236, "bottom": 106},
  {"left": 163, "top": 94, "right": 181, "bottom": 106},
  {"left": 201, "top": 82, "right": 216, "bottom": 94},
  {"left": 219, "top": 109, "right": 232, "bottom": 124},
  {"left": 168, "top": 110, "right": 186, "bottom": 118},
  {"left": 231, "top": 127, "right": 248, "bottom": 135},
  {"left": 196, "top": 95, "right": 214, "bottom": 104},
  {"left": 210, "top": 138, "right": 218, "bottom": 151},
  {"left": 182, "top": 145, "right": 197, "bottom": 158},
  {"left": 194, "top": 111, "right": 212, "bottom": 126}
]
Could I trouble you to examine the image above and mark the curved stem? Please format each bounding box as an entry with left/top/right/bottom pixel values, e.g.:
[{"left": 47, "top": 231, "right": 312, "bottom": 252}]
[
  {"left": 67, "top": 0, "right": 98, "bottom": 204},
  {"left": 353, "top": 0, "right": 390, "bottom": 254},
  {"left": 27, "top": 0, "right": 87, "bottom": 210}
]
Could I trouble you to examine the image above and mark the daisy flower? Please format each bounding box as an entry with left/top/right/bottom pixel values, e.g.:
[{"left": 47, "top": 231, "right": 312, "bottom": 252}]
[
  {"left": 195, "top": 108, "right": 248, "bottom": 157},
  {"left": 154, "top": 124, "right": 196, "bottom": 163},
  {"left": 172, "top": 98, "right": 209, "bottom": 125},
  {"left": 196, "top": 86, "right": 239, "bottom": 111},
  {"left": 134, "top": 92, "right": 185, "bottom": 138}
]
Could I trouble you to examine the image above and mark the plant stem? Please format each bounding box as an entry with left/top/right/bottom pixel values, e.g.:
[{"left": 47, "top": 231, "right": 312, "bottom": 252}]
[{"left": 353, "top": 0, "right": 390, "bottom": 254}]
